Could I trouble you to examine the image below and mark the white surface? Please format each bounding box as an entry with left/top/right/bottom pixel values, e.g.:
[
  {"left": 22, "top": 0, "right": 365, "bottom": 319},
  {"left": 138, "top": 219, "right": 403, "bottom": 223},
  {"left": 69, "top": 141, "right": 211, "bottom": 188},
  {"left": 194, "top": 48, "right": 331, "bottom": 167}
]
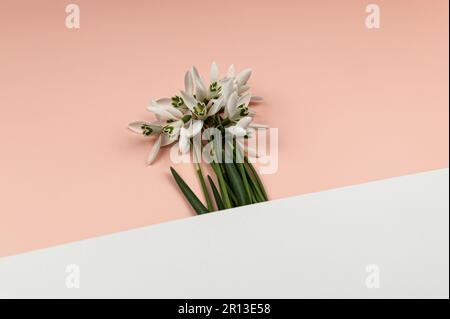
[{"left": 0, "top": 169, "right": 448, "bottom": 298}]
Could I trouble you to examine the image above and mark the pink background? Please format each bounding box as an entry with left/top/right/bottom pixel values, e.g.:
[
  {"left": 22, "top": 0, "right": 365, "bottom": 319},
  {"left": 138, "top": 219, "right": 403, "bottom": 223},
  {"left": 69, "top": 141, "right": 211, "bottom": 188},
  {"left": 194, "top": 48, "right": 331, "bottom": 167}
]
[{"left": 0, "top": 0, "right": 448, "bottom": 257}]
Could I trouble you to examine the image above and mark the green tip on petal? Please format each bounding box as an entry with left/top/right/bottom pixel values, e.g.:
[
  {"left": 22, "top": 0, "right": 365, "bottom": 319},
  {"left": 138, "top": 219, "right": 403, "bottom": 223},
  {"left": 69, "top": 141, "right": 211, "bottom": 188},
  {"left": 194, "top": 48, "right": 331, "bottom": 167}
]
[
  {"left": 140, "top": 124, "right": 154, "bottom": 136},
  {"left": 171, "top": 96, "right": 184, "bottom": 107}
]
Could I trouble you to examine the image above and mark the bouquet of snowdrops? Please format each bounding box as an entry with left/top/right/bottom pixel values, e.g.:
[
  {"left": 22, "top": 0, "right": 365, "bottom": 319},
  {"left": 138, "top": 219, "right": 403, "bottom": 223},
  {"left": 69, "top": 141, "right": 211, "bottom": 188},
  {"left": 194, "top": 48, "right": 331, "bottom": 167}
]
[{"left": 128, "top": 62, "right": 268, "bottom": 214}]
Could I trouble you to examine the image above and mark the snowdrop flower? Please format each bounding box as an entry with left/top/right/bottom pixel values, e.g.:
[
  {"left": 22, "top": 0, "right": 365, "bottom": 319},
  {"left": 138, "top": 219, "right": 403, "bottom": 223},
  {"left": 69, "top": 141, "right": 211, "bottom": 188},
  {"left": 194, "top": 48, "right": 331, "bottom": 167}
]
[
  {"left": 148, "top": 99, "right": 184, "bottom": 121},
  {"left": 225, "top": 64, "right": 263, "bottom": 103},
  {"left": 128, "top": 61, "right": 268, "bottom": 164},
  {"left": 178, "top": 89, "right": 223, "bottom": 140},
  {"left": 194, "top": 62, "right": 254, "bottom": 102},
  {"left": 128, "top": 121, "right": 162, "bottom": 137},
  {"left": 148, "top": 98, "right": 194, "bottom": 132},
  {"left": 224, "top": 64, "right": 252, "bottom": 95},
  {"left": 224, "top": 92, "right": 252, "bottom": 121},
  {"left": 128, "top": 121, "right": 179, "bottom": 164},
  {"left": 191, "top": 64, "right": 221, "bottom": 102}
]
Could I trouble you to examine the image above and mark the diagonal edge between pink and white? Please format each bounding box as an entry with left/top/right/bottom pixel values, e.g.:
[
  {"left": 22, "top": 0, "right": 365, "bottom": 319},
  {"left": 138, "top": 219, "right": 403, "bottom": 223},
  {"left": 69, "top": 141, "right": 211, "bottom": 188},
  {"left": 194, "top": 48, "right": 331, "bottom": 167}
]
[
  {"left": 0, "top": 169, "right": 448, "bottom": 298},
  {"left": 0, "top": 0, "right": 448, "bottom": 257}
]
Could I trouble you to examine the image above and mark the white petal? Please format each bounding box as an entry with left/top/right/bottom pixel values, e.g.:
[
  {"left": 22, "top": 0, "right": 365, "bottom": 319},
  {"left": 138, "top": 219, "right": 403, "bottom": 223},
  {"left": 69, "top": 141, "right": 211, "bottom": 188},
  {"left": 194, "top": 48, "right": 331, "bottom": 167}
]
[
  {"left": 179, "top": 128, "right": 190, "bottom": 153},
  {"left": 220, "top": 79, "right": 233, "bottom": 101},
  {"left": 238, "top": 85, "right": 250, "bottom": 95},
  {"left": 188, "top": 120, "right": 203, "bottom": 137},
  {"left": 227, "top": 64, "right": 235, "bottom": 78},
  {"left": 180, "top": 91, "right": 197, "bottom": 112},
  {"left": 153, "top": 99, "right": 184, "bottom": 118},
  {"left": 166, "top": 107, "right": 183, "bottom": 119},
  {"left": 168, "top": 126, "right": 182, "bottom": 139},
  {"left": 197, "top": 88, "right": 208, "bottom": 102},
  {"left": 192, "top": 66, "right": 208, "bottom": 101},
  {"left": 154, "top": 98, "right": 172, "bottom": 108},
  {"left": 192, "top": 66, "right": 207, "bottom": 91},
  {"left": 238, "top": 93, "right": 251, "bottom": 108},
  {"left": 128, "top": 121, "right": 147, "bottom": 134},
  {"left": 147, "top": 106, "right": 177, "bottom": 120},
  {"left": 161, "top": 132, "right": 179, "bottom": 146},
  {"left": 207, "top": 97, "right": 222, "bottom": 116},
  {"left": 236, "top": 68, "right": 252, "bottom": 85},
  {"left": 236, "top": 116, "right": 252, "bottom": 129},
  {"left": 184, "top": 70, "right": 193, "bottom": 95},
  {"left": 128, "top": 121, "right": 161, "bottom": 135},
  {"left": 147, "top": 135, "right": 162, "bottom": 165},
  {"left": 226, "top": 92, "right": 238, "bottom": 118},
  {"left": 210, "top": 61, "right": 219, "bottom": 82}
]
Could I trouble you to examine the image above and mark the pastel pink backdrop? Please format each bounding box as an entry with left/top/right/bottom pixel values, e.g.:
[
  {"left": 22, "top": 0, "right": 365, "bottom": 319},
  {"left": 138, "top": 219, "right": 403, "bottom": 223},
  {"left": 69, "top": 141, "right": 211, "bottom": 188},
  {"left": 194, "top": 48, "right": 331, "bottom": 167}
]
[{"left": 0, "top": 0, "right": 448, "bottom": 257}]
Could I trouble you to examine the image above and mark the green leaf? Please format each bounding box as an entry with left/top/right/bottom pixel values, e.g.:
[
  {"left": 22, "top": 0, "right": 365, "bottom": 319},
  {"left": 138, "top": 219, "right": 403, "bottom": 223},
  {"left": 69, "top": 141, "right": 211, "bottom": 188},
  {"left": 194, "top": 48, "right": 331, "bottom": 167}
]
[
  {"left": 244, "top": 157, "right": 268, "bottom": 201},
  {"left": 249, "top": 186, "right": 257, "bottom": 204},
  {"left": 223, "top": 163, "right": 250, "bottom": 206},
  {"left": 225, "top": 182, "right": 238, "bottom": 207},
  {"left": 245, "top": 167, "right": 265, "bottom": 203},
  {"left": 207, "top": 175, "right": 224, "bottom": 210},
  {"left": 195, "top": 163, "right": 213, "bottom": 212},
  {"left": 170, "top": 167, "right": 209, "bottom": 214}
]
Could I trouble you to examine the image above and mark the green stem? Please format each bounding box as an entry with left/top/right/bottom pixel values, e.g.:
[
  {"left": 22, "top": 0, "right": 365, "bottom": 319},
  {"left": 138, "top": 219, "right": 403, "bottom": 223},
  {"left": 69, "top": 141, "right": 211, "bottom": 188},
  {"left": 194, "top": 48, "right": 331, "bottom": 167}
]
[
  {"left": 221, "top": 117, "right": 232, "bottom": 126},
  {"left": 225, "top": 182, "right": 238, "bottom": 206},
  {"left": 211, "top": 162, "right": 232, "bottom": 209},
  {"left": 207, "top": 175, "right": 224, "bottom": 210},
  {"left": 244, "top": 156, "right": 268, "bottom": 201},
  {"left": 248, "top": 182, "right": 257, "bottom": 203},
  {"left": 245, "top": 167, "right": 266, "bottom": 202},
  {"left": 192, "top": 144, "right": 213, "bottom": 211},
  {"left": 223, "top": 163, "right": 250, "bottom": 206},
  {"left": 236, "top": 163, "right": 252, "bottom": 204}
]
